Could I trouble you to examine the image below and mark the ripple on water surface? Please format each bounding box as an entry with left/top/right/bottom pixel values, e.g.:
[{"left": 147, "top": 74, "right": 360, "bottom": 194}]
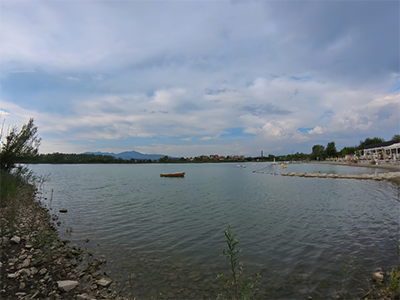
[{"left": 30, "top": 163, "right": 399, "bottom": 299}]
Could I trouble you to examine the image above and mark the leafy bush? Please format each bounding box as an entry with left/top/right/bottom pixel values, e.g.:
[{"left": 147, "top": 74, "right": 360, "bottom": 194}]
[
  {"left": 388, "top": 267, "right": 400, "bottom": 294},
  {"left": 0, "top": 118, "right": 41, "bottom": 173}
]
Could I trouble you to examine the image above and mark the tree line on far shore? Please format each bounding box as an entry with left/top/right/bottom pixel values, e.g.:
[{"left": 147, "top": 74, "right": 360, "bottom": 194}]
[
  {"left": 309, "top": 135, "right": 399, "bottom": 161},
  {"left": 1, "top": 119, "right": 399, "bottom": 169}
]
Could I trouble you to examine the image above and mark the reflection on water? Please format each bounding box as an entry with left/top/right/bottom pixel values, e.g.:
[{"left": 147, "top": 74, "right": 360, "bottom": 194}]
[{"left": 30, "top": 163, "right": 399, "bottom": 299}]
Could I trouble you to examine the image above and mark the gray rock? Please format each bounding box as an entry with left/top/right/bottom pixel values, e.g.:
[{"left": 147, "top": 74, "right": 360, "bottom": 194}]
[
  {"left": 15, "top": 292, "right": 27, "bottom": 297},
  {"left": 8, "top": 258, "right": 18, "bottom": 264},
  {"left": 19, "top": 282, "right": 26, "bottom": 289},
  {"left": 48, "top": 290, "right": 60, "bottom": 298},
  {"left": 30, "top": 267, "right": 38, "bottom": 275},
  {"left": 2, "top": 236, "right": 9, "bottom": 246},
  {"left": 96, "top": 278, "right": 112, "bottom": 287},
  {"left": 7, "top": 272, "right": 18, "bottom": 279},
  {"left": 39, "top": 268, "right": 47, "bottom": 275},
  {"left": 77, "top": 294, "right": 97, "bottom": 300},
  {"left": 19, "top": 268, "right": 31, "bottom": 276},
  {"left": 57, "top": 280, "right": 79, "bottom": 292},
  {"left": 22, "top": 258, "right": 30, "bottom": 268},
  {"left": 92, "top": 271, "right": 101, "bottom": 279},
  {"left": 18, "top": 254, "right": 28, "bottom": 261},
  {"left": 11, "top": 236, "right": 21, "bottom": 244}
]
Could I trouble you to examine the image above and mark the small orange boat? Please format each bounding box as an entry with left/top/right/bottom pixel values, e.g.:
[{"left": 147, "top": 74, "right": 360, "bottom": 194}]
[{"left": 160, "top": 172, "right": 185, "bottom": 177}]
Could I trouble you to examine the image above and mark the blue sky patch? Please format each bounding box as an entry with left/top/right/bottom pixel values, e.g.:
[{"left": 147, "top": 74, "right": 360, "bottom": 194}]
[{"left": 298, "top": 127, "right": 314, "bottom": 133}]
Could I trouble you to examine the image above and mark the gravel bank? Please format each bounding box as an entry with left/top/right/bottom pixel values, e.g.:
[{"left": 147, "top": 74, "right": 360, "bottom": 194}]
[{"left": 0, "top": 183, "right": 130, "bottom": 300}]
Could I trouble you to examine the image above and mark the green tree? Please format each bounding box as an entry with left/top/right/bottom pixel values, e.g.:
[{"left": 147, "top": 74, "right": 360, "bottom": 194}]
[
  {"left": 158, "top": 155, "right": 169, "bottom": 163},
  {"left": 340, "top": 146, "right": 357, "bottom": 157},
  {"left": 310, "top": 144, "right": 325, "bottom": 160},
  {"left": 0, "top": 118, "right": 41, "bottom": 173},
  {"left": 391, "top": 134, "right": 400, "bottom": 142},
  {"left": 325, "top": 141, "right": 337, "bottom": 158},
  {"left": 358, "top": 137, "right": 385, "bottom": 150}
]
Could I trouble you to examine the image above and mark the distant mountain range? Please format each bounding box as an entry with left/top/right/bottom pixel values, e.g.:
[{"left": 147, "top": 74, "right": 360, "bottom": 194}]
[{"left": 83, "top": 150, "right": 166, "bottom": 160}]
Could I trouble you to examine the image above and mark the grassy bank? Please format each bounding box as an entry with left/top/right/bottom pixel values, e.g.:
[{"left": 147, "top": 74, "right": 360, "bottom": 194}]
[{"left": 1, "top": 172, "right": 19, "bottom": 199}]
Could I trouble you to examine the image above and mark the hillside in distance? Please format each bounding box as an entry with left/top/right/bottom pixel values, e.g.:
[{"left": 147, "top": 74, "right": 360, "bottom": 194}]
[{"left": 83, "top": 150, "right": 165, "bottom": 160}]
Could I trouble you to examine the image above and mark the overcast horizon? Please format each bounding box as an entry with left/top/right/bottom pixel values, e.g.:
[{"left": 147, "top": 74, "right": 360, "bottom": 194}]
[{"left": 1, "top": 1, "right": 399, "bottom": 157}]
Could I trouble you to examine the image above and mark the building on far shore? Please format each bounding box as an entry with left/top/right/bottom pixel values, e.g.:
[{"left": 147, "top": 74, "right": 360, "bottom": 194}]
[
  {"left": 188, "top": 155, "right": 244, "bottom": 161},
  {"left": 360, "top": 140, "right": 400, "bottom": 162}
]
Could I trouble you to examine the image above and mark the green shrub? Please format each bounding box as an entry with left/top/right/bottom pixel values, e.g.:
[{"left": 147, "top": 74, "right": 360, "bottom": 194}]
[
  {"left": 217, "top": 224, "right": 260, "bottom": 300},
  {"left": 388, "top": 267, "right": 400, "bottom": 294},
  {"left": 33, "top": 228, "right": 58, "bottom": 248},
  {"left": 0, "top": 118, "right": 41, "bottom": 173}
]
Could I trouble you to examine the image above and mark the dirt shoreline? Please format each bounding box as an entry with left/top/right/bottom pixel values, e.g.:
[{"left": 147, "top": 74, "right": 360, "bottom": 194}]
[{"left": 0, "top": 184, "right": 130, "bottom": 300}]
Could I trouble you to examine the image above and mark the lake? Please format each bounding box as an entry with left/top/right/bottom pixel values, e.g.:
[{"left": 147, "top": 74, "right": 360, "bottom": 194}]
[{"left": 29, "top": 163, "right": 399, "bottom": 299}]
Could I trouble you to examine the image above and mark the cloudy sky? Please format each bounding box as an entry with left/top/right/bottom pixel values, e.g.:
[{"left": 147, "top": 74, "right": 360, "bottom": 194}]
[{"left": 1, "top": 1, "right": 398, "bottom": 157}]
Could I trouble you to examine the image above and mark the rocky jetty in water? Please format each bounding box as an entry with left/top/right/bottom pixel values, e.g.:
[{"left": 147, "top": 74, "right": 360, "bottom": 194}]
[
  {"left": 281, "top": 171, "right": 400, "bottom": 184},
  {"left": 0, "top": 184, "right": 129, "bottom": 300}
]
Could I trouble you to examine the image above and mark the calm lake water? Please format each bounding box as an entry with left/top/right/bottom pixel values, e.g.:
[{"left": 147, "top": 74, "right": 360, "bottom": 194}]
[{"left": 29, "top": 163, "right": 399, "bottom": 299}]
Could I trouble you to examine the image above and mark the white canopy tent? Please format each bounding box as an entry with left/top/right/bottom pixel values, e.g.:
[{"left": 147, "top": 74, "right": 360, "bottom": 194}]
[{"left": 360, "top": 142, "right": 400, "bottom": 162}]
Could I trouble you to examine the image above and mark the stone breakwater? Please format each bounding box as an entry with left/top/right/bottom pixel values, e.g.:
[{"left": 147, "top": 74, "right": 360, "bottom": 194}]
[{"left": 281, "top": 171, "right": 400, "bottom": 182}]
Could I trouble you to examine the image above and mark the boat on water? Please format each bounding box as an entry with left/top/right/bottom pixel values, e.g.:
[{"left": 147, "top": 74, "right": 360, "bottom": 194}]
[{"left": 160, "top": 172, "right": 185, "bottom": 177}]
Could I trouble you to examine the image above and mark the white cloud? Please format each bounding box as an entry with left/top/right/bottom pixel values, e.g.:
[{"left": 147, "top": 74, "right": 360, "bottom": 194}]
[
  {"left": 0, "top": 1, "right": 398, "bottom": 156},
  {"left": 308, "top": 126, "right": 326, "bottom": 135},
  {"left": 199, "top": 136, "right": 221, "bottom": 141}
]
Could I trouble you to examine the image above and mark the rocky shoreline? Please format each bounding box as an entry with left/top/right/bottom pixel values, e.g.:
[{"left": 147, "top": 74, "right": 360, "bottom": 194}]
[{"left": 0, "top": 184, "right": 130, "bottom": 300}]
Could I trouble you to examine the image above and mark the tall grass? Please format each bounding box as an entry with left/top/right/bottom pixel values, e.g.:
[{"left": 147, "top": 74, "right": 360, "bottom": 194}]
[
  {"left": 0, "top": 171, "right": 19, "bottom": 201},
  {"left": 0, "top": 170, "right": 37, "bottom": 236}
]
